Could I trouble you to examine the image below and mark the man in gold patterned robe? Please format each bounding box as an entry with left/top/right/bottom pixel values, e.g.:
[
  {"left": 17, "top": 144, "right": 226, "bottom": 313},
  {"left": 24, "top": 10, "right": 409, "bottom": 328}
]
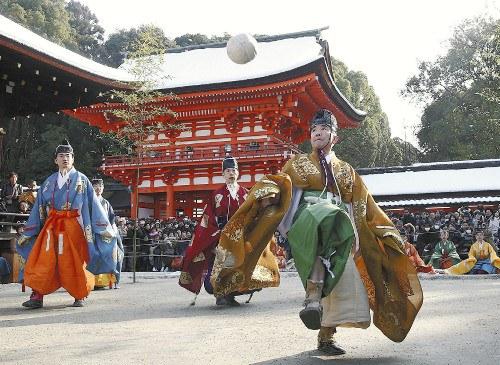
[{"left": 211, "top": 110, "right": 423, "bottom": 355}]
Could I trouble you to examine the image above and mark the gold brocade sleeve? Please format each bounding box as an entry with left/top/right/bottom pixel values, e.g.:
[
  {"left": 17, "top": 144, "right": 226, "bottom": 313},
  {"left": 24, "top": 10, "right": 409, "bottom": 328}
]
[
  {"left": 211, "top": 174, "right": 293, "bottom": 296},
  {"left": 345, "top": 164, "right": 423, "bottom": 343}
]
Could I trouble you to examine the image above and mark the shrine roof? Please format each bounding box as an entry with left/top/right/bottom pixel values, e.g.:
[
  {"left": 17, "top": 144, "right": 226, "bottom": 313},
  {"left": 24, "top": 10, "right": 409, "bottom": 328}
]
[
  {"left": 0, "top": 13, "right": 133, "bottom": 84},
  {"left": 360, "top": 159, "right": 500, "bottom": 196},
  {"left": 121, "top": 28, "right": 366, "bottom": 121},
  {"left": 0, "top": 14, "right": 365, "bottom": 122}
]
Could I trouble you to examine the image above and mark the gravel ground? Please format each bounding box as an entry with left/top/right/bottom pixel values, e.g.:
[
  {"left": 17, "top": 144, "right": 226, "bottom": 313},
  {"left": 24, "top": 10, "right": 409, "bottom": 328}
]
[{"left": 0, "top": 273, "right": 499, "bottom": 365}]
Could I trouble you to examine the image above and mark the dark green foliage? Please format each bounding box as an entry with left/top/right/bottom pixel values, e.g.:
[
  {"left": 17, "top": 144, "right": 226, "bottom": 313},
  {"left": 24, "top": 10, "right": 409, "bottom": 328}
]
[
  {"left": 0, "top": 114, "right": 125, "bottom": 184},
  {"left": 331, "top": 59, "right": 415, "bottom": 167},
  {"left": 66, "top": 0, "right": 106, "bottom": 62},
  {"left": 174, "top": 33, "right": 231, "bottom": 47},
  {"left": 103, "top": 26, "right": 176, "bottom": 67},
  {"left": 0, "top": 0, "right": 78, "bottom": 50},
  {"left": 405, "top": 16, "right": 499, "bottom": 161}
]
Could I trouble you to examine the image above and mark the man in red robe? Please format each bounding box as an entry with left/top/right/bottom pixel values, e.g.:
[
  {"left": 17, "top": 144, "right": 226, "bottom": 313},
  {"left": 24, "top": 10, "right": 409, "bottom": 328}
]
[{"left": 179, "top": 157, "right": 248, "bottom": 306}]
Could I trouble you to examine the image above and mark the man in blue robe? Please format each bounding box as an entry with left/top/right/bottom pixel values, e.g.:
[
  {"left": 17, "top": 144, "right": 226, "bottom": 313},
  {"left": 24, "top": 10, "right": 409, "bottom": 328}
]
[
  {"left": 92, "top": 178, "right": 124, "bottom": 289},
  {"left": 17, "top": 140, "right": 117, "bottom": 308}
]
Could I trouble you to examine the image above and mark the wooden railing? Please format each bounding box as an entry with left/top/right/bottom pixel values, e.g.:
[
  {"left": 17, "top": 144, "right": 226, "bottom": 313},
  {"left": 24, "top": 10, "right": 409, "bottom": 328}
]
[{"left": 103, "top": 144, "right": 301, "bottom": 169}]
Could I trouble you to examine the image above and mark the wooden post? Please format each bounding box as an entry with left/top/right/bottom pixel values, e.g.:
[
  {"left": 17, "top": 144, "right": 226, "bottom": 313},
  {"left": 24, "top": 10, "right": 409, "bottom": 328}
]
[
  {"left": 166, "top": 185, "right": 175, "bottom": 218},
  {"left": 130, "top": 189, "right": 137, "bottom": 219}
]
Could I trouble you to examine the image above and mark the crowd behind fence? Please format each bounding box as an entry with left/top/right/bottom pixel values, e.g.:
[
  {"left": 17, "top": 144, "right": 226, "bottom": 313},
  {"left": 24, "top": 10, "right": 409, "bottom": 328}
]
[
  {"left": 386, "top": 204, "right": 500, "bottom": 263},
  {"left": 1, "top": 174, "right": 499, "bottom": 273}
]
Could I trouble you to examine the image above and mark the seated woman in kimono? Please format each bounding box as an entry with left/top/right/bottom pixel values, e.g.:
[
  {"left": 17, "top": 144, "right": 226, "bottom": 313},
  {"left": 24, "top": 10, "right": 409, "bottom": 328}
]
[
  {"left": 428, "top": 230, "right": 461, "bottom": 269},
  {"left": 446, "top": 230, "right": 500, "bottom": 275}
]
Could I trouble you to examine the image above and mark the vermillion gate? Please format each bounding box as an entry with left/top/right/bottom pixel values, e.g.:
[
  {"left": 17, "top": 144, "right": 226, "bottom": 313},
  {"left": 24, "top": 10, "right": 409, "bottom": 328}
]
[{"left": 66, "top": 29, "right": 366, "bottom": 219}]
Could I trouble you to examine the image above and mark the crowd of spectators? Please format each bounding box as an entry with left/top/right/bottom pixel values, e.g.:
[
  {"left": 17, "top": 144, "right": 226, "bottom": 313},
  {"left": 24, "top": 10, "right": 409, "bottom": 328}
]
[
  {"left": 117, "top": 216, "right": 197, "bottom": 272},
  {"left": 386, "top": 205, "right": 500, "bottom": 263},
  {"left": 2, "top": 172, "right": 499, "bottom": 274}
]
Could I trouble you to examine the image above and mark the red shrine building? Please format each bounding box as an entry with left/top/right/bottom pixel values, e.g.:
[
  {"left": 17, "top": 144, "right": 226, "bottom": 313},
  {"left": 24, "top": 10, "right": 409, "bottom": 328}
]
[
  {"left": 66, "top": 29, "right": 366, "bottom": 219},
  {"left": 0, "top": 14, "right": 365, "bottom": 220}
]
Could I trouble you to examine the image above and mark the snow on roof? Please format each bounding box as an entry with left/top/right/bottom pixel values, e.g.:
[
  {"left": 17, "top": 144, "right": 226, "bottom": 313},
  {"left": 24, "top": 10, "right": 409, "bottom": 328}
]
[
  {"left": 0, "top": 14, "right": 133, "bottom": 82},
  {"left": 410, "top": 159, "right": 500, "bottom": 167},
  {"left": 361, "top": 166, "right": 500, "bottom": 196},
  {"left": 378, "top": 196, "right": 500, "bottom": 207},
  {"left": 121, "top": 36, "right": 324, "bottom": 90}
]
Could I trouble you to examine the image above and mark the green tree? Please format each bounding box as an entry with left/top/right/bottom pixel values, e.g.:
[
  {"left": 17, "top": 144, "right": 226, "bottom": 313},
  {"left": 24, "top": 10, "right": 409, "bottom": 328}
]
[
  {"left": 405, "top": 16, "right": 500, "bottom": 161},
  {"left": 331, "top": 58, "right": 401, "bottom": 168},
  {"left": 103, "top": 26, "right": 176, "bottom": 67},
  {"left": 103, "top": 26, "right": 184, "bottom": 282},
  {"left": 0, "top": 0, "right": 78, "bottom": 50},
  {"left": 174, "top": 32, "right": 231, "bottom": 47},
  {"left": 66, "top": 0, "right": 106, "bottom": 62}
]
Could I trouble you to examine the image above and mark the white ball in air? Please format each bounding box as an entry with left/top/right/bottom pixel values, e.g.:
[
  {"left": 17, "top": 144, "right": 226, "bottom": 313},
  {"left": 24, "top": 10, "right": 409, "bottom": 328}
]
[{"left": 226, "top": 33, "right": 258, "bottom": 64}]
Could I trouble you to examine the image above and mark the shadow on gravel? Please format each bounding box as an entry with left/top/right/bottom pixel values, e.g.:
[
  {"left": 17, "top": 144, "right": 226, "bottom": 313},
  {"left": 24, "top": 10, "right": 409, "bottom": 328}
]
[
  {"left": 0, "top": 298, "right": 291, "bottom": 328},
  {"left": 251, "top": 351, "right": 402, "bottom": 365}
]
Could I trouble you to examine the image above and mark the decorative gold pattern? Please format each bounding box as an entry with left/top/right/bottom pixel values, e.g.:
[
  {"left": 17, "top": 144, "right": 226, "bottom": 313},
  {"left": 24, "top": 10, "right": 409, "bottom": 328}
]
[
  {"left": 100, "top": 230, "right": 113, "bottom": 243},
  {"left": 335, "top": 161, "right": 354, "bottom": 193},
  {"left": 211, "top": 246, "right": 229, "bottom": 291},
  {"left": 292, "top": 156, "right": 320, "bottom": 181},
  {"left": 179, "top": 271, "right": 193, "bottom": 285},
  {"left": 253, "top": 186, "right": 279, "bottom": 200},
  {"left": 211, "top": 247, "right": 243, "bottom": 296},
  {"left": 17, "top": 235, "right": 30, "bottom": 246},
  {"left": 75, "top": 176, "right": 85, "bottom": 194},
  {"left": 250, "top": 264, "right": 274, "bottom": 283},
  {"left": 192, "top": 252, "right": 206, "bottom": 263},
  {"left": 39, "top": 205, "right": 46, "bottom": 221},
  {"left": 223, "top": 216, "right": 244, "bottom": 243},
  {"left": 382, "top": 232, "right": 405, "bottom": 251},
  {"left": 353, "top": 200, "right": 367, "bottom": 226},
  {"left": 215, "top": 270, "right": 245, "bottom": 296},
  {"left": 356, "top": 260, "right": 376, "bottom": 309},
  {"left": 259, "top": 178, "right": 278, "bottom": 186},
  {"left": 214, "top": 194, "right": 223, "bottom": 208},
  {"left": 200, "top": 213, "right": 209, "bottom": 228},
  {"left": 84, "top": 225, "right": 93, "bottom": 242},
  {"left": 18, "top": 255, "right": 26, "bottom": 271},
  {"left": 60, "top": 202, "right": 71, "bottom": 210}
]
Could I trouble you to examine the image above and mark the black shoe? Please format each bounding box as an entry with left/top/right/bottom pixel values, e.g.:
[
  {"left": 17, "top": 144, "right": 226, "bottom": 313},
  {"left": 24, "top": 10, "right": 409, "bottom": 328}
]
[
  {"left": 317, "top": 340, "right": 346, "bottom": 355},
  {"left": 299, "top": 305, "right": 322, "bottom": 330},
  {"left": 72, "top": 299, "right": 84, "bottom": 307},
  {"left": 216, "top": 297, "right": 228, "bottom": 306},
  {"left": 22, "top": 299, "right": 43, "bottom": 309},
  {"left": 94, "top": 286, "right": 105, "bottom": 290},
  {"left": 226, "top": 296, "right": 240, "bottom": 307}
]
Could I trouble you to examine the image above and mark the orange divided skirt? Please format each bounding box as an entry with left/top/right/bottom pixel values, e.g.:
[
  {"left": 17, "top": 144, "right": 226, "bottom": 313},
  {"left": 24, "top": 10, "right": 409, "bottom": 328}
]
[{"left": 24, "top": 209, "right": 95, "bottom": 299}]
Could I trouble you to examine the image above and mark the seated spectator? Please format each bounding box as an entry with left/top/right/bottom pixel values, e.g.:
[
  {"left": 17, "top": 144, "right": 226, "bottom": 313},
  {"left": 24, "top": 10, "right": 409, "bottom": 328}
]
[
  {"left": 18, "top": 201, "right": 30, "bottom": 214},
  {"left": 457, "top": 222, "right": 474, "bottom": 258},
  {"left": 18, "top": 179, "right": 38, "bottom": 208},
  {"left": 401, "top": 232, "right": 435, "bottom": 273},
  {"left": 446, "top": 230, "right": 500, "bottom": 275},
  {"left": 428, "top": 230, "right": 461, "bottom": 269},
  {"left": 488, "top": 211, "right": 499, "bottom": 239},
  {"left": 0, "top": 172, "right": 23, "bottom": 212},
  {"left": 417, "top": 222, "right": 439, "bottom": 261}
]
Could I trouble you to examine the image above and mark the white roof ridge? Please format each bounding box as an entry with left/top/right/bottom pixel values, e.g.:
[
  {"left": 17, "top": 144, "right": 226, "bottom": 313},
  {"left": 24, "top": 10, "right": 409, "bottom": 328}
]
[{"left": 0, "top": 13, "right": 133, "bottom": 82}]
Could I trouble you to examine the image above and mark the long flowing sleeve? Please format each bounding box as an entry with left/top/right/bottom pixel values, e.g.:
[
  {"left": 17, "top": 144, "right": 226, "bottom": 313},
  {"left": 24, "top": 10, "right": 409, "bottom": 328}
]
[
  {"left": 211, "top": 173, "right": 291, "bottom": 296},
  {"left": 16, "top": 178, "right": 50, "bottom": 281},
  {"left": 83, "top": 175, "right": 117, "bottom": 274},
  {"left": 337, "top": 163, "right": 423, "bottom": 343}
]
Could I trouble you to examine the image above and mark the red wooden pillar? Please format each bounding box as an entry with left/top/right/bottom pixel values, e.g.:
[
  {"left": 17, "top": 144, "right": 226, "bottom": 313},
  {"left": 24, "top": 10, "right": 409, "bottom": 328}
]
[
  {"left": 166, "top": 185, "right": 175, "bottom": 218},
  {"left": 130, "top": 189, "right": 138, "bottom": 219}
]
